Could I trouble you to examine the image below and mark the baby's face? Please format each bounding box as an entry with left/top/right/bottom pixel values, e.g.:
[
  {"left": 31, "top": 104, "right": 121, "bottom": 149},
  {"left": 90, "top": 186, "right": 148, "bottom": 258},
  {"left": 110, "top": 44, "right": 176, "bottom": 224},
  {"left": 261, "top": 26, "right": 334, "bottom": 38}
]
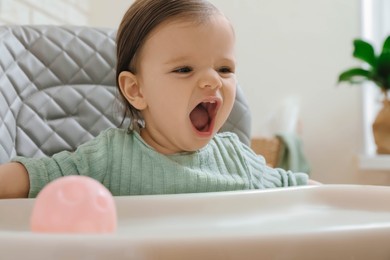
[{"left": 136, "top": 15, "right": 236, "bottom": 154}]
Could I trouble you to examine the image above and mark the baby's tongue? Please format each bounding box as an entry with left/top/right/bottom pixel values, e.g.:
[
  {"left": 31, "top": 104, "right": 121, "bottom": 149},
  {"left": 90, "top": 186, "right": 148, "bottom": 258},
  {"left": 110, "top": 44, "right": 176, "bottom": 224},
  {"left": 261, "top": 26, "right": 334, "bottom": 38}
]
[{"left": 190, "top": 105, "right": 209, "bottom": 130}]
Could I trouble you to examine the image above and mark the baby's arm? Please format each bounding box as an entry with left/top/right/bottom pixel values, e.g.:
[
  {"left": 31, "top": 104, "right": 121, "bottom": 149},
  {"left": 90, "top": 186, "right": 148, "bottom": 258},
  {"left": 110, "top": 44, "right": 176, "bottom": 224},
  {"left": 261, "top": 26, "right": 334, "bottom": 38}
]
[{"left": 0, "top": 162, "right": 30, "bottom": 198}]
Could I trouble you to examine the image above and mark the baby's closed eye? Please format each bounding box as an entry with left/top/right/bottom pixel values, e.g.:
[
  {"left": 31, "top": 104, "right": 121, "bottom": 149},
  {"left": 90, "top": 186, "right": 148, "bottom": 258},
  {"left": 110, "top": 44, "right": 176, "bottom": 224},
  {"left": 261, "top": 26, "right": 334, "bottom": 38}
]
[
  {"left": 218, "top": 66, "right": 234, "bottom": 74},
  {"left": 172, "top": 66, "right": 193, "bottom": 73}
]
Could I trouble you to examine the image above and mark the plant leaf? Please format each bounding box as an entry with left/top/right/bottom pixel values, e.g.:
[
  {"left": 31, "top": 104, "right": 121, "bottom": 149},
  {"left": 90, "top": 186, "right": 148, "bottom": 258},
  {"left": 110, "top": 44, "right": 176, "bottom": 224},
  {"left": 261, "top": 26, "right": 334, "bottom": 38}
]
[
  {"left": 383, "top": 35, "right": 390, "bottom": 53},
  {"left": 377, "top": 52, "right": 390, "bottom": 79},
  {"left": 385, "top": 75, "right": 390, "bottom": 90},
  {"left": 338, "top": 68, "right": 372, "bottom": 84},
  {"left": 353, "top": 39, "right": 377, "bottom": 68}
]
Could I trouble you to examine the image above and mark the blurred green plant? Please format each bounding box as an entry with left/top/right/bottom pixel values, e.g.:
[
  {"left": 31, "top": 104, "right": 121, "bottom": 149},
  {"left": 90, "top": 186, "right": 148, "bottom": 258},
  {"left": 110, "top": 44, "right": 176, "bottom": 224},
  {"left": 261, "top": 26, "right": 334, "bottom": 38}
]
[{"left": 338, "top": 35, "right": 390, "bottom": 98}]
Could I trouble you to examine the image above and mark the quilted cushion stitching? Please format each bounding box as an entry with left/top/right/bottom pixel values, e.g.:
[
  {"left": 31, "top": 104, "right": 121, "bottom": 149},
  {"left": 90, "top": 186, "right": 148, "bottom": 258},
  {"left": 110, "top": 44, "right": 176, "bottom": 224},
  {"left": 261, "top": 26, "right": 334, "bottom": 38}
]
[
  {"left": 18, "top": 103, "right": 57, "bottom": 147},
  {"left": 0, "top": 78, "right": 18, "bottom": 158},
  {"left": 14, "top": 27, "right": 118, "bottom": 155},
  {"left": 15, "top": 27, "right": 113, "bottom": 88},
  {"left": 1, "top": 26, "right": 119, "bottom": 160},
  {"left": 18, "top": 85, "right": 119, "bottom": 154},
  {"left": 2, "top": 31, "right": 40, "bottom": 98},
  {"left": 20, "top": 88, "right": 87, "bottom": 152},
  {"left": 0, "top": 121, "right": 14, "bottom": 159},
  {"left": 60, "top": 27, "right": 115, "bottom": 85},
  {"left": 54, "top": 86, "right": 103, "bottom": 144},
  {"left": 0, "top": 103, "right": 16, "bottom": 147},
  {"left": 0, "top": 77, "right": 15, "bottom": 135},
  {"left": 15, "top": 27, "right": 64, "bottom": 87},
  {"left": 75, "top": 85, "right": 120, "bottom": 126}
]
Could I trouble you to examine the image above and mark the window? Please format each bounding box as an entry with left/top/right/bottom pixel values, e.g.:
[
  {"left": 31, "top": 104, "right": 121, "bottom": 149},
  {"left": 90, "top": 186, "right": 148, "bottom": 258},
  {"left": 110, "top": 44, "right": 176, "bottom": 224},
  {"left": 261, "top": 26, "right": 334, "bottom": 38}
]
[{"left": 360, "top": 0, "right": 390, "bottom": 169}]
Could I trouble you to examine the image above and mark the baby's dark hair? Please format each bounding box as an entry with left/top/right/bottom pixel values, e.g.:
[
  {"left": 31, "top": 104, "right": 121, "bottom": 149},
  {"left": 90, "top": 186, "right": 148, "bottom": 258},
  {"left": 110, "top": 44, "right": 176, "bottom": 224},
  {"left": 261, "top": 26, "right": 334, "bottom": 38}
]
[{"left": 116, "top": 0, "right": 220, "bottom": 129}]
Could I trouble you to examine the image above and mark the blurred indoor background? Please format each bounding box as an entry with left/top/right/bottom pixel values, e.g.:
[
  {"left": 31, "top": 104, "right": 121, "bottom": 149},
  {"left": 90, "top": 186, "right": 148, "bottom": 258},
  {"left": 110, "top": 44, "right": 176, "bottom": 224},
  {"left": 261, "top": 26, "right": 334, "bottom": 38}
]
[{"left": 1, "top": 0, "right": 390, "bottom": 185}]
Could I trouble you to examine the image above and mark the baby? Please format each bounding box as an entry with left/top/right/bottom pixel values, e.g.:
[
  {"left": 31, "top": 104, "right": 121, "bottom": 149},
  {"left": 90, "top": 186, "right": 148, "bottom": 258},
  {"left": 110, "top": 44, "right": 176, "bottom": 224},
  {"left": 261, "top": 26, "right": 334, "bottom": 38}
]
[{"left": 0, "top": 0, "right": 312, "bottom": 199}]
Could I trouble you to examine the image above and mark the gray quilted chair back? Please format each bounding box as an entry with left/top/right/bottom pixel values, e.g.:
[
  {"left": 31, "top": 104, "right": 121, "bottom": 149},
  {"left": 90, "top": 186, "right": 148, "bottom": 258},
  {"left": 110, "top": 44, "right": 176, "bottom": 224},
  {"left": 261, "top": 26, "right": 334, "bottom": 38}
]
[{"left": 0, "top": 25, "right": 251, "bottom": 164}]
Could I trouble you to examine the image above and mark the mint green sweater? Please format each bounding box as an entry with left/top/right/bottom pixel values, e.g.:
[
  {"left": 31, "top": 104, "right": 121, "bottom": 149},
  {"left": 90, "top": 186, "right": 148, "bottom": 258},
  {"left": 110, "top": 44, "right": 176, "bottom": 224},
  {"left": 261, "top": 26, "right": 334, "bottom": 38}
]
[{"left": 14, "top": 129, "right": 308, "bottom": 198}]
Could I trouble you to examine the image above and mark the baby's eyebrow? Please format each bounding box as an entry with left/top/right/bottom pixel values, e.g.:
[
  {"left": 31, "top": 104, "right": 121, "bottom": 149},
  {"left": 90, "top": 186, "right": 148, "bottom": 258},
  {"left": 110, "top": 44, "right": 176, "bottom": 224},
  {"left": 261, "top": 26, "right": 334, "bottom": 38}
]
[
  {"left": 164, "top": 56, "right": 236, "bottom": 65},
  {"left": 219, "top": 57, "right": 236, "bottom": 64},
  {"left": 164, "top": 56, "right": 192, "bottom": 65}
]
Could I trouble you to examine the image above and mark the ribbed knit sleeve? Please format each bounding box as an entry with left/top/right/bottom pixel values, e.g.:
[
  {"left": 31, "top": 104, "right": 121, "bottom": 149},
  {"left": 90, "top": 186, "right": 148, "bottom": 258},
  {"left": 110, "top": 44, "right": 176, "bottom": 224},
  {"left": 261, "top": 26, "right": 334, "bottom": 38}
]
[
  {"left": 12, "top": 129, "right": 308, "bottom": 198},
  {"left": 13, "top": 128, "right": 114, "bottom": 198},
  {"left": 238, "top": 139, "right": 308, "bottom": 188}
]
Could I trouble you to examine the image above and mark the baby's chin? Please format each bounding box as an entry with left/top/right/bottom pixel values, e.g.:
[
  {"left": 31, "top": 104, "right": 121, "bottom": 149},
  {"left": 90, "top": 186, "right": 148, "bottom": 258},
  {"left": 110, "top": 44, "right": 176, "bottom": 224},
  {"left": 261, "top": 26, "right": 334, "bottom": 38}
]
[{"left": 185, "top": 134, "right": 218, "bottom": 152}]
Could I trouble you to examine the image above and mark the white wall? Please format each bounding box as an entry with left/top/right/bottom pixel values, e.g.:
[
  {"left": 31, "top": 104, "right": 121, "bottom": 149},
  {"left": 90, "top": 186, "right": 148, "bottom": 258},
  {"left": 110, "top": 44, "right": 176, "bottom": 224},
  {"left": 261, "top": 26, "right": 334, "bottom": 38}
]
[
  {"left": 0, "top": 0, "right": 89, "bottom": 25},
  {"left": 211, "top": 0, "right": 390, "bottom": 185},
  {"left": 3, "top": 0, "right": 390, "bottom": 185}
]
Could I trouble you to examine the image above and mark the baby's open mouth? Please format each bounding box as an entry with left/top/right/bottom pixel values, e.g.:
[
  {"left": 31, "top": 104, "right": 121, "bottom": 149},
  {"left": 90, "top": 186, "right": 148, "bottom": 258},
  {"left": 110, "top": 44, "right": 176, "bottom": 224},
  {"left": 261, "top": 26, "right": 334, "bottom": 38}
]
[{"left": 189, "top": 100, "right": 218, "bottom": 132}]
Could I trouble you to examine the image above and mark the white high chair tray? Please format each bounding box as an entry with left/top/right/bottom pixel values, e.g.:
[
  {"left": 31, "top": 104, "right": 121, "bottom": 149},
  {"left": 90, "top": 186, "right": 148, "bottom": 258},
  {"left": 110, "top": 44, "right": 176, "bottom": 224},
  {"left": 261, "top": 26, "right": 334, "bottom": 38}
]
[{"left": 1, "top": 185, "right": 390, "bottom": 259}]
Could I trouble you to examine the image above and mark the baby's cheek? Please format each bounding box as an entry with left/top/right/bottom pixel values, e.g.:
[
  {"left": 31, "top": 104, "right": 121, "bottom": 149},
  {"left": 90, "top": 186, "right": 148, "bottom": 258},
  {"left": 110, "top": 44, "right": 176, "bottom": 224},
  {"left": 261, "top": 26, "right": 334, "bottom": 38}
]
[{"left": 30, "top": 176, "right": 117, "bottom": 233}]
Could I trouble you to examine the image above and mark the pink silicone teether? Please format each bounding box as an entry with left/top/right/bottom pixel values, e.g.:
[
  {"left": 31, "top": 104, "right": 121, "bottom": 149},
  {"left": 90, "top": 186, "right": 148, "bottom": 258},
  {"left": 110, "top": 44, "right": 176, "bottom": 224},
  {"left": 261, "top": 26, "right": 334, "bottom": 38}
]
[{"left": 30, "top": 176, "right": 117, "bottom": 233}]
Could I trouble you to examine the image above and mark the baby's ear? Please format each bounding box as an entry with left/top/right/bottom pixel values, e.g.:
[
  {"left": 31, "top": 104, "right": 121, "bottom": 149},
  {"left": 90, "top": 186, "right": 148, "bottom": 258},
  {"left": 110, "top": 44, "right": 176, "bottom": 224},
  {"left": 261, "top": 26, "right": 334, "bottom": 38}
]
[{"left": 118, "top": 71, "right": 147, "bottom": 110}]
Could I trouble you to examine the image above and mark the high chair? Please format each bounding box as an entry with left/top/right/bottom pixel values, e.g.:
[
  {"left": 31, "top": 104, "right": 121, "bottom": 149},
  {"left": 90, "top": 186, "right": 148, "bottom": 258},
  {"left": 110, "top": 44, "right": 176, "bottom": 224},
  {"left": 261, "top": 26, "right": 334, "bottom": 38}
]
[{"left": 2, "top": 25, "right": 390, "bottom": 260}]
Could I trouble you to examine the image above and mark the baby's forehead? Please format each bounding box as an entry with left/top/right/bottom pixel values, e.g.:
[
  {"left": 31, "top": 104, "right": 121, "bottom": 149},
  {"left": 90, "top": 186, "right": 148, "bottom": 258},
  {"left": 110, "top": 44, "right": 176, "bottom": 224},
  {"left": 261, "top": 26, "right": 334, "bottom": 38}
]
[
  {"left": 134, "top": 13, "right": 236, "bottom": 68},
  {"left": 148, "top": 13, "right": 234, "bottom": 39}
]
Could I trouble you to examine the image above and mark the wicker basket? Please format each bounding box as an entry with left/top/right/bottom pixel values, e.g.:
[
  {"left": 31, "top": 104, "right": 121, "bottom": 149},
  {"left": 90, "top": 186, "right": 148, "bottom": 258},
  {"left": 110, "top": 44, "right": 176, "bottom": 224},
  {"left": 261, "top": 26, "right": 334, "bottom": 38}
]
[{"left": 250, "top": 137, "right": 282, "bottom": 167}]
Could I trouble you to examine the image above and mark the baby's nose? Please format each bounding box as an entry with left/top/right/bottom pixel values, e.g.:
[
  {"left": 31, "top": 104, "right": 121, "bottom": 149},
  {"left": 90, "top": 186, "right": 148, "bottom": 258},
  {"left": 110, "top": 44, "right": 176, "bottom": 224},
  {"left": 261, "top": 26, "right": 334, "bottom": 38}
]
[{"left": 199, "top": 70, "right": 222, "bottom": 89}]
